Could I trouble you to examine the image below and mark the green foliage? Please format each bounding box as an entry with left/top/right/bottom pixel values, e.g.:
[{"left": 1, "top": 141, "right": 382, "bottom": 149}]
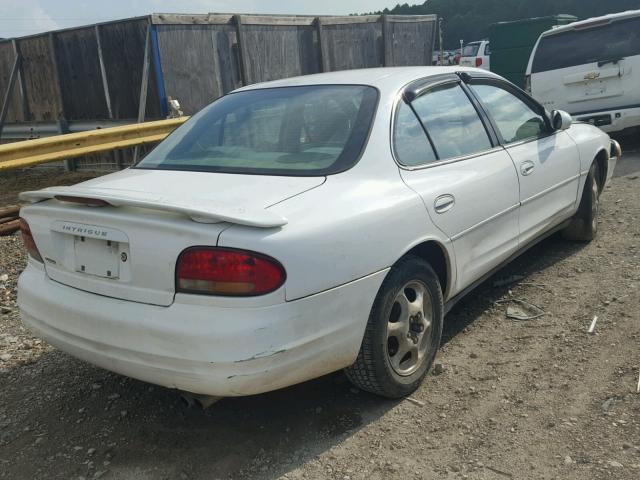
[{"left": 372, "top": 0, "right": 640, "bottom": 48}]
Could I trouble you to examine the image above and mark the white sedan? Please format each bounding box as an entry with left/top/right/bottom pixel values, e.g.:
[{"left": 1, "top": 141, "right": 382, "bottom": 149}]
[{"left": 18, "top": 67, "right": 619, "bottom": 400}]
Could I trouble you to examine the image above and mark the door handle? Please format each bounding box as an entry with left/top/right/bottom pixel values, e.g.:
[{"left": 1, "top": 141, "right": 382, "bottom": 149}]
[
  {"left": 521, "top": 161, "right": 535, "bottom": 176},
  {"left": 434, "top": 194, "right": 455, "bottom": 214}
]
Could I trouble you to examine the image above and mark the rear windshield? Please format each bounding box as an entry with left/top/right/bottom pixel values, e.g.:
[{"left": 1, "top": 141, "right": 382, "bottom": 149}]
[
  {"left": 136, "top": 85, "right": 378, "bottom": 176},
  {"left": 462, "top": 44, "right": 480, "bottom": 57},
  {"left": 532, "top": 16, "right": 640, "bottom": 73}
]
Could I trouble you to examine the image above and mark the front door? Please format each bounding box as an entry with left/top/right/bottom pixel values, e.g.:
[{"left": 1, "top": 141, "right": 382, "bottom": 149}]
[{"left": 465, "top": 80, "right": 581, "bottom": 245}]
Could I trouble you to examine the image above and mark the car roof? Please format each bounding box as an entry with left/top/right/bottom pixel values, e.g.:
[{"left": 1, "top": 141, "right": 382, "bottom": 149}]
[
  {"left": 542, "top": 9, "right": 640, "bottom": 37},
  {"left": 235, "top": 66, "right": 498, "bottom": 96}
]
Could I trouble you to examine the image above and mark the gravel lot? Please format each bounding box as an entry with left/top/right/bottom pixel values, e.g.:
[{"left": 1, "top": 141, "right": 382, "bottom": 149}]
[{"left": 1, "top": 148, "right": 639, "bottom": 480}]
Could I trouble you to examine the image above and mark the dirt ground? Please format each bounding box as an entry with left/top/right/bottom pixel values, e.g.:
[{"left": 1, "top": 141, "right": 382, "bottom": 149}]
[{"left": 1, "top": 146, "right": 639, "bottom": 480}]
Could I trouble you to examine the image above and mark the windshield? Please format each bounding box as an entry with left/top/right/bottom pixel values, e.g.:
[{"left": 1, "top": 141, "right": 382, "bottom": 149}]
[
  {"left": 136, "top": 85, "right": 378, "bottom": 176},
  {"left": 462, "top": 44, "right": 480, "bottom": 57}
]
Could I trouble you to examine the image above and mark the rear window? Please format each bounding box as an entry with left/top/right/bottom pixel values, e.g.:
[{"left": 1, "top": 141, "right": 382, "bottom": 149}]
[
  {"left": 462, "top": 44, "right": 480, "bottom": 57},
  {"left": 136, "top": 85, "right": 378, "bottom": 176},
  {"left": 532, "top": 16, "right": 640, "bottom": 73}
]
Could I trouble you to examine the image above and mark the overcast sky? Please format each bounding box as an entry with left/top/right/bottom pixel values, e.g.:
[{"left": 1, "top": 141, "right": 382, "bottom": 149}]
[{"left": 0, "top": 0, "right": 397, "bottom": 38}]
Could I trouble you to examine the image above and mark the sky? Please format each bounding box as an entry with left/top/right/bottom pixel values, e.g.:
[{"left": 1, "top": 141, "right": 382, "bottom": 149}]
[{"left": 0, "top": 0, "right": 397, "bottom": 38}]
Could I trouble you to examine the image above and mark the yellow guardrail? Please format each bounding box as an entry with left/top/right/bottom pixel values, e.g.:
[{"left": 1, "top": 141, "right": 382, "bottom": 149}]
[{"left": 0, "top": 116, "right": 189, "bottom": 172}]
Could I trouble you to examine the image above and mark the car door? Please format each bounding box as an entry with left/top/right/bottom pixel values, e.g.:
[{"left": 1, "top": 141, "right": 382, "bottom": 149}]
[
  {"left": 394, "top": 76, "right": 521, "bottom": 293},
  {"left": 465, "top": 78, "right": 581, "bottom": 245}
]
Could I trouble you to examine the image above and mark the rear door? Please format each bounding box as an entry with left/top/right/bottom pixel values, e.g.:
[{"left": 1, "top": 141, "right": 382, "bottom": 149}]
[
  {"left": 465, "top": 78, "right": 580, "bottom": 245},
  {"left": 395, "top": 76, "right": 520, "bottom": 291},
  {"left": 530, "top": 15, "right": 640, "bottom": 118}
]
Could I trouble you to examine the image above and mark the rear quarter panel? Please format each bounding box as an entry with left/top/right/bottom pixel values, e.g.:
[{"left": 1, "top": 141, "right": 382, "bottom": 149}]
[{"left": 218, "top": 171, "right": 454, "bottom": 301}]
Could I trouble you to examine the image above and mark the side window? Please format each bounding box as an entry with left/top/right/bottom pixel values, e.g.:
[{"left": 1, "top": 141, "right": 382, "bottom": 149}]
[
  {"left": 411, "top": 83, "right": 492, "bottom": 160},
  {"left": 469, "top": 83, "right": 547, "bottom": 143},
  {"left": 393, "top": 102, "right": 437, "bottom": 166},
  {"left": 484, "top": 43, "right": 491, "bottom": 56}
]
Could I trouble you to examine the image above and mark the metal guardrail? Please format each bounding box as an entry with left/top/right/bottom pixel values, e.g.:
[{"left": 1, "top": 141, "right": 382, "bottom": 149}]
[{"left": 0, "top": 116, "right": 188, "bottom": 172}]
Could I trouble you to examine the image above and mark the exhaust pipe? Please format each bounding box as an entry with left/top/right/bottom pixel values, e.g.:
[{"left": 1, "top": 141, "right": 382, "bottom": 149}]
[{"left": 179, "top": 391, "right": 222, "bottom": 409}]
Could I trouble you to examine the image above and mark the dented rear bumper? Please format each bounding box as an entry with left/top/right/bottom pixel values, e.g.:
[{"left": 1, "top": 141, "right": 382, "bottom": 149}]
[{"left": 18, "top": 262, "right": 386, "bottom": 396}]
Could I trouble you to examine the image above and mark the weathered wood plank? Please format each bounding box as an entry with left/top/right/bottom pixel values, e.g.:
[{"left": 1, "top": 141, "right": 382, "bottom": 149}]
[
  {"left": 240, "top": 23, "right": 320, "bottom": 84},
  {"left": 95, "top": 25, "right": 113, "bottom": 119},
  {"left": 156, "top": 24, "right": 237, "bottom": 114},
  {"left": 385, "top": 15, "right": 438, "bottom": 23},
  {"left": 319, "top": 15, "right": 381, "bottom": 26},
  {"left": 11, "top": 40, "right": 29, "bottom": 121},
  {"left": 235, "top": 15, "right": 249, "bottom": 86},
  {"left": 385, "top": 19, "right": 437, "bottom": 66},
  {"left": 0, "top": 42, "right": 25, "bottom": 123},
  {"left": 152, "top": 13, "right": 234, "bottom": 25},
  {"left": 55, "top": 27, "right": 110, "bottom": 120},
  {"left": 316, "top": 18, "right": 328, "bottom": 73},
  {"left": 99, "top": 19, "right": 161, "bottom": 120},
  {"left": 0, "top": 54, "right": 20, "bottom": 138},
  {"left": 239, "top": 15, "right": 316, "bottom": 26},
  {"left": 137, "top": 24, "right": 151, "bottom": 123},
  {"left": 17, "top": 35, "right": 63, "bottom": 121},
  {"left": 321, "top": 21, "right": 384, "bottom": 71}
]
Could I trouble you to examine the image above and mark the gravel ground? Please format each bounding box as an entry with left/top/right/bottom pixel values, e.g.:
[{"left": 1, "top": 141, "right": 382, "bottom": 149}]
[{"left": 1, "top": 157, "right": 639, "bottom": 480}]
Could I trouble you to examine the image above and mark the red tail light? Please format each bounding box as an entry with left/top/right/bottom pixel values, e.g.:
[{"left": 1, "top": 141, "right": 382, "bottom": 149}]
[
  {"left": 176, "top": 247, "right": 286, "bottom": 296},
  {"left": 19, "top": 219, "right": 43, "bottom": 263},
  {"left": 475, "top": 57, "right": 483, "bottom": 67}
]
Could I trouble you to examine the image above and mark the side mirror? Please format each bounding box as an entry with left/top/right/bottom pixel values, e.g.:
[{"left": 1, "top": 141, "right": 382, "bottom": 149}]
[{"left": 551, "top": 110, "right": 572, "bottom": 131}]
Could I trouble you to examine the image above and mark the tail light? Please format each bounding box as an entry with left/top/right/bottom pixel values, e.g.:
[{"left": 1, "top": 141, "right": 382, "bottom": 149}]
[
  {"left": 176, "top": 247, "right": 286, "bottom": 296},
  {"left": 524, "top": 74, "right": 532, "bottom": 93},
  {"left": 475, "top": 57, "right": 483, "bottom": 67},
  {"left": 19, "top": 219, "right": 43, "bottom": 263}
]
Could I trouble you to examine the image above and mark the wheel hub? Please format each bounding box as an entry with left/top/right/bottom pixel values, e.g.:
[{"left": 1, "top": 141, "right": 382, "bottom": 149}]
[{"left": 386, "top": 281, "right": 433, "bottom": 376}]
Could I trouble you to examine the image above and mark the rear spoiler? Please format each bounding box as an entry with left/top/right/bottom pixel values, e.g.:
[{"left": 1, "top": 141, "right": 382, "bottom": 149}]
[{"left": 19, "top": 186, "right": 288, "bottom": 228}]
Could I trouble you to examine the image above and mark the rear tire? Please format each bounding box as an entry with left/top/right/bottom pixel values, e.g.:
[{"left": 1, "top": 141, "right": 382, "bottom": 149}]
[
  {"left": 563, "top": 162, "right": 600, "bottom": 242},
  {"left": 345, "top": 255, "right": 443, "bottom": 398}
]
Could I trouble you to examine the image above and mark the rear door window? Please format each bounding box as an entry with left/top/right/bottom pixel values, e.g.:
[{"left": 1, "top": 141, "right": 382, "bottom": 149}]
[
  {"left": 469, "top": 83, "right": 547, "bottom": 143},
  {"left": 532, "top": 16, "right": 640, "bottom": 73},
  {"left": 393, "top": 102, "right": 437, "bottom": 166},
  {"left": 462, "top": 43, "right": 480, "bottom": 57},
  {"left": 411, "top": 83, "right": 492, "bottom": 160}
]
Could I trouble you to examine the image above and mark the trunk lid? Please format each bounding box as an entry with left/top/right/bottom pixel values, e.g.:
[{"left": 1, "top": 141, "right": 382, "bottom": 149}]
[{"left": 20, "top": 169, "right": 324, "bottom": 306}]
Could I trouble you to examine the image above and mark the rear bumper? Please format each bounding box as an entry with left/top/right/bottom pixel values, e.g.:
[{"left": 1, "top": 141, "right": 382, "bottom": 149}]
[
  {"left": 18, "top": 263, "right": 386, "bottom": 396},
  {"left": 574, "top": 106, "right": 640, "bottom": 133}
]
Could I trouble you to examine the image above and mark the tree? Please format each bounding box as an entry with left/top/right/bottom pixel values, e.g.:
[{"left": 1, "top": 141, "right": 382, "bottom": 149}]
[{"left": 373, "top": 0, "right": 640, "bottom": 48}]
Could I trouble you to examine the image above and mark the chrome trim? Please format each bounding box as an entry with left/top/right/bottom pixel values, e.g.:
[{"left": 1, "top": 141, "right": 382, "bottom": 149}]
[
  {"left": 521, "top": 174, "right": 580, "bottom": 206},
  {"left": 503, "top": 130, "right": 559, "bottom": 149},
  {"left": 397, "top": 146, "right": 505, "bottom": 171},
  {"left": 450, "top": 203, "right": 519, "bottom": 241},
  {"left": 610, "top": 139, "right": 622, "bottom": 158}
]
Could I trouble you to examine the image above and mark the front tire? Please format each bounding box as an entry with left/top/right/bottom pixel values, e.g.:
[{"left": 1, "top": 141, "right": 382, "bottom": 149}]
[
  {"left": 345, "top": 255, "right": 444, "bottom": 398},
  {"left": 563, "top": 161, "right": 600, "bottom": 242}
]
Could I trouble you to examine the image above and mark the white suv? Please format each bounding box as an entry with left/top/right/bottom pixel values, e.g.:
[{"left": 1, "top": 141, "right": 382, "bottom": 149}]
[
  {"left": 459, "top": 40, "right": 491, "bottom": 71},
  {"left": 526, "top": 10, "right": 640, "bottom": 134}
]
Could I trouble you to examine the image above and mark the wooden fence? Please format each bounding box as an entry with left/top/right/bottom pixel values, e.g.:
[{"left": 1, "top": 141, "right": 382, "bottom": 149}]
[{"left": 0, "top": 13, "right": 437, "bottom": 170}]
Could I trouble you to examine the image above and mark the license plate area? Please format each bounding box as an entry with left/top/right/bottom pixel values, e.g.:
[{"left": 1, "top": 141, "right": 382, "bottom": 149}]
[{"left": 74, "top": 236, "right": 120, "bottom": 279}]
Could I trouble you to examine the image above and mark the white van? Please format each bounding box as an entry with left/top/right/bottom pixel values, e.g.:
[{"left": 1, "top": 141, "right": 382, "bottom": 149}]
[
  {"left": 459, "top": 41, "right": 491, "bottom": 70},
  {"left": 526, "top": 10, "right": 640, "bottom": 134}
]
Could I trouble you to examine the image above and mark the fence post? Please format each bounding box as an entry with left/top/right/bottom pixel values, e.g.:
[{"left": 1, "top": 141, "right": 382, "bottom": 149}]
[
  {"left": 234, "top": 15, "right": 249, "bottom": 86},
  {"left": 133, "top": 22, "right": 152, "bottom": 164},
  {"left": 11, "top": 40, "right": 29, "bottom": 122}
]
